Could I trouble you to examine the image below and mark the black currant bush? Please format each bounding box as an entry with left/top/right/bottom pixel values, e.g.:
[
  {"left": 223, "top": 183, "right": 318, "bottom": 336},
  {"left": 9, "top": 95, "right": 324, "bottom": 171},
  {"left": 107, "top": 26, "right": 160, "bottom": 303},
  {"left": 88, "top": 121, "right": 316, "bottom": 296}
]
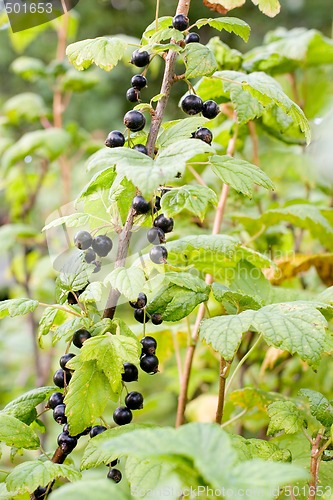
[{"left": 1, "top": 0, "right": 333, "bottom": 498}]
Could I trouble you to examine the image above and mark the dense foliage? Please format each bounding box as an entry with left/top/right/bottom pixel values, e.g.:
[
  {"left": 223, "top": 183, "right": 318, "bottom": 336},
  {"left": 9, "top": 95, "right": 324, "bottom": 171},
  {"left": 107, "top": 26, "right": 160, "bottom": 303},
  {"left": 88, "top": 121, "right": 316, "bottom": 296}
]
[{"left": 1, "top": 0, "right": 333, "bottom": 499}]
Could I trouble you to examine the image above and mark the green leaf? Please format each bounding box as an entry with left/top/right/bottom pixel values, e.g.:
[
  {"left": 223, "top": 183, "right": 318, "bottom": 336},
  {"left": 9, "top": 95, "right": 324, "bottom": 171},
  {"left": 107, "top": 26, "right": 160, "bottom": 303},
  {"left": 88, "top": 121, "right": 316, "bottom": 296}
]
[
  {"left": 66, "top": 37, "right": 127, "bottom": 71},
  {"left": 3, "top": 387, "right": 56, "bottom": 425},
  {"left": 0, "top": 414, "right": 39, "bottom": 449},
  {"left": 210, "top": 155, "right": 274, "bottom": 197},
  {"left": 166, "top": 234, "right": 271, "bottom": 278},
  {"left": 56, "top": 251, "right": 93, "bottom": 298},
  {"left": 161, "top": 185, "right": 217, "bottom": 220},
  {"left": 79, "top": 282, "right": 104, "bottom": 303},
  {"left": 3, "top": 93, "right": 46, "bottom": 124},
  {"left": 298, "top": 389, "right": 333, "bottom": 428},
  {"left": 0, "top": 298, "right": 39, "bottom": 319},
  {"left": 230, "top": 387, "right": 284, "bottom": 411},
  {"left": 1, "top": 128, "right": 71, "bottom": 173},
  {"left": 147, "top": 279, "right": 210, "bottom": 322},
  {"left": 43, "top": 213, "right": 90, "bottom": 231},
  {"left": 125, "top": 456, "right": 176, "bottom": 496},
  {"left": 81, "top": 423, "right": 307, "bottom": 494},
  {"left": 48, "top": 479, "right": 131, "bottom": 500},
  {"left": 232, "top": 435, "right": 291, "bottom": 462},
  {"left": 184, "top": 43, "right": 217, "bottom": 79},
  {"left": 10, "top": 56, "right": 47, "bottom": 81},
  {"left": 79, "top": 334, "right": 140, "bottom": 393},
  {"left": 227, "top": 260, "right": 271, "bottom": 304},
  {"left": 158, "top": 117, "right": 208, "bottom": 148},
  {"left": 251, "top": 0, "right": 280, "bottom": 17},
  {"left": 216, "top": 70, "right": 310, "bottom": 142},
  {"left": 38, "top": 308, "right": 67, "bottom": 339},
  {"left": 104, "top": 267, "right": 146, "bottom": 301},
  {"left": 200, "top": 302, "right": 331, "bottom": 367},
  {"left": 195, "top": 17, "right": 251, "bottom": 42},
  {"left": 267, "top": 401, "right": 306, "bottom": 435},
  {"left": 142, "top": 17, "right": 184, "bottom": 44},
  {"left": 64, "top": 359, "right": 112, "bottom": 436},
  {"left": 52, "top": 317, "right": 91, "bottom": 345},
  {"left": 6, "top": 460, "right": 81, "bottom": 494},
  {"left": 77, "top": 167, "right": 117, "bottom": 200},
  {"left": 212, "top": 283, "right": 263, "bottom": 312},
  {"left": 60, "top": 69, "right": 99, "bottom": 92}
]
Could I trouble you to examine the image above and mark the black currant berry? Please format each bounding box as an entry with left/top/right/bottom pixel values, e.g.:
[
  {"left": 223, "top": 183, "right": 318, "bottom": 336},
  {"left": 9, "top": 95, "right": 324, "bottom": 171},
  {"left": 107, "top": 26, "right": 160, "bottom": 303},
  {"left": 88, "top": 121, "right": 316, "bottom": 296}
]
[
  {"left": 124, "top": 110, "right": 146, "bottom": 132},
  {"left": 122, "top": 362, "right": 138, "bottom": 382},
  {"left": 134, "top": 308, "right": 150, "bottom": 324},
  {"left": 131, "top": 49, "right": 150, "bottom": 67},
  {"left": 92, "top": 235, "right": 113, "bottom": 257},
  {"left": 154, "top": 196, "right": 161, "bottom": 212},
  {"left": 57, "top": 432, "right": 78, "bottom": 454},
  {"left": 181, "top": 94, "right": 203, "bottom": 115},
  {"left": 150, "top": 246, "right": 168, "bottom": 264},
  {"left": 92, "top": 260, "right": 102, "bottom": 273},
  {"left": 53, "top": 369, "right": 71, "bottom": 389},
  {"left": 133, "top": 144, "right": 148, "bottom": 155},
  {"left": 153, "top": 214, "right": 174, "bottom": 233},
  {"left": 113, "top": 406, "right": 133, "bottom": 426},
  {"left": 107, "top": 468, "right": 122, "bottom": 483},
  {"left": 84, "top": 248, "right": 96, "bottom": 264},
  {"left": 194, "top": 127, "right": 213, "bottom": 145},
  {"left": 108, "top": 459, "right": 118, "bottom": 467},
  {"left": 147, "top": 227, "right": 165, "bottom": 245},
  {"left": 140, "top": 354, "right": 159, "bottom": 374},
  {"left": 202, "top": 100, "right": 220, "bottom": 119},
  {"left": 185, "top": 32, "right": 200, "bottom": 44},
  {"left": 47, "top": 392, "right": 64, "bottom": 410},
  {"left": 72, "top": 329, "right": 91, "bottom": 348},
  {"left": 63, "top": 423, "right": 70, "bottom": 434},
  {"left": 125, "top": 391, "right": 144, "bottom": 410},
  {"left": 89, "top": 425, "right": 107, "bottom": 438},
  {"left": 141, "top": 336, "right": 157, "bottom": 355},
  {"left": 33, "top": 486, "right": 47, "bottom": 500},
  {"left": 59, "top": 353, "right": 76, "bottom": 371},
  {"left": 74, "top": 231, "right": 92, "bottom": 250},
  {"left": 53, "top": 404, "right": 67, "bottom": 425},
  {"left": 132, "top": 195, "right": 151, "bottom": 215},
  {"left": 105, "top": 130, "right": 125, "bottom": 148},
  {"left": 151, "top": 313, "right": 163, "bottom": 325},
  {"left": 126, "top": 87, "right": 140, "bottom": 103},
  {"left": 129, "top": 292, "right": 147, "bottom": 309},
  {"left": 76, "top": 427, "right": 92, "bottom": 437},
  {"left": 131, "top": 74, "right": 147, "bottom": 90},
  {"left": 172, "top": 14, "right": 189, "bottom": 31}
]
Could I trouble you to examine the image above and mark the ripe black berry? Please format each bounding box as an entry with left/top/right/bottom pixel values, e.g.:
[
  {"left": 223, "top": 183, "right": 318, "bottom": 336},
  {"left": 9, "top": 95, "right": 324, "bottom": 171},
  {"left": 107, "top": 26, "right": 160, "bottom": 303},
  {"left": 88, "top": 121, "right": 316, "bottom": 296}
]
[
  {"left": 185, "top": 32, "right": 200, "bottom": 44},
  {"left": 126, "top": 87, "right": 140, "bottom": 103},
  {"left": 131, "top": 74, "right": 147, "bottom": 90},
  {"left": 72, "top": 329, "right": 91, "bottom": 348},
  {"left": 57, "top": 432, "right": 77, "bottom": 454},
  {"left": 74, "top": 231, "right": 92, "bottom": 250},
  {"left": 84, "top": 248, "right": 96, "bottom": 264},
  {"left": 113, "top": 406, "right": 133, "bottom": 426},
  {"left": 153, "top": 214, "right": 174, "bottom": 233},
  {"left": 131, "top": 49, "right": 150, "bottom": 67},
  {"left": 202, "top": 100, "right": 220, "bottom": 119},
  {"left": 133, "top": 144, "right": 148, "bottom": 155},
  {"left": 141, "top": 336, "right": 157, "bottom": 355},
  {"left": 92, "top": 260, "right": 102, "bottom": 273},
  {"left": 129, "top": 292, "right": 147, "bottom": 309},
  {"left": 89, "top": 425, "right": 107, "bottom": 438},
  {"left": 154, "top": 196, "right": 161, "bottom": 211},
  {"left": 124, "top": 110, "right": 146, "bottom": 132},
  {"left": 140, "top": 354, "right": 159, "bottom": 374},
  {"left": 151, "top": 313, "right": 163, "bottom": 325},
  {"left": 92, "top": 235, "right": 113, "bottom": 257},
  {"left": 107, "top": 468, "right": 122, "bottom": 483},
  {"left": 172, "top": 14, "right": 189, "bottom": 31},
  {"left": 105, "top": 130, "right": 125, "bottom": 148},
  {"left": 59, "top": 353, "right": 76, "bottom": 371},
  {"left": 53, "top": 404, "right": 67, "bottom": 425},
  {"left": 53, "top": 369, "right": 71, "bottom": 388},
  {"left": 194, "top": 127, "right": 213, "bottom": 145},
  {"left": 149, "top": 246, "right": 168, "bottom": 264},
  {"left": 122, "top": 362, "right": 138, "bottom": 382},
  {"left": 147, "top": 227, "right": 165, "bottom": 245},
  {"left": 33, "top": 486, "right": 47, "bottom": 499},
  {"left": 134, "top": 308, "right": 150, "bottom": 323},
  {"left": 181, "top": 94, "right": 203, "bottom": 115},
  {"left": 125, "top": 391, "right": 144, "bottom": 410},
  {"left": 108, "top": 459, "right": 118, "bottom": 467},
  {"left": 47, "top": 392, "right": 64, "bottom": 410},
  {"left": 132, "top": 195, "right": 151, "bottom": 215}
]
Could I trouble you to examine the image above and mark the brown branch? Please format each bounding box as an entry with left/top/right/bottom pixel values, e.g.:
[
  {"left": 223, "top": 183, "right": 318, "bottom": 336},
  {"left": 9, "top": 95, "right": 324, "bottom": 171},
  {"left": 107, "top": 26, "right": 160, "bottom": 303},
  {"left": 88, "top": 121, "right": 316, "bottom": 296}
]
[
  {"left": 176, "top": 121, "right": 239, "bottom": 427},
  {"left": 215, "top": 357, "right": 228, "bottom": 424},
  {"left": 309, "top": 433, "right": 323, "bottom": 500}
]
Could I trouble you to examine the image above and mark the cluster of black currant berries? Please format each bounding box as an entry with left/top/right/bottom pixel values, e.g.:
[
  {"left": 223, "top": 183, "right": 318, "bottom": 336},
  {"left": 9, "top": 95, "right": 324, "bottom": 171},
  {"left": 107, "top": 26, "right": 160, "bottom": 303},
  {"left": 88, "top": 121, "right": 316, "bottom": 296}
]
[
  {"left": 74, "top": 230, "right": 113, "bottom": 273},
  {"left": 182, "top": 95, "right": 219, "bottom": 145}
]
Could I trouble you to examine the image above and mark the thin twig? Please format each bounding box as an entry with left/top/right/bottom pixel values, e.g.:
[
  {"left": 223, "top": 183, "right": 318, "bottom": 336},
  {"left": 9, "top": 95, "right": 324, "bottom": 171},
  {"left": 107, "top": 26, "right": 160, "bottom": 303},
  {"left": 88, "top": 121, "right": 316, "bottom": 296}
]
[
  {"left": 225, "top": 334, "right": 262, "bottom": 395},
  {"left": 220, "top": 408, "right": 247, "bottom": 429}
]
